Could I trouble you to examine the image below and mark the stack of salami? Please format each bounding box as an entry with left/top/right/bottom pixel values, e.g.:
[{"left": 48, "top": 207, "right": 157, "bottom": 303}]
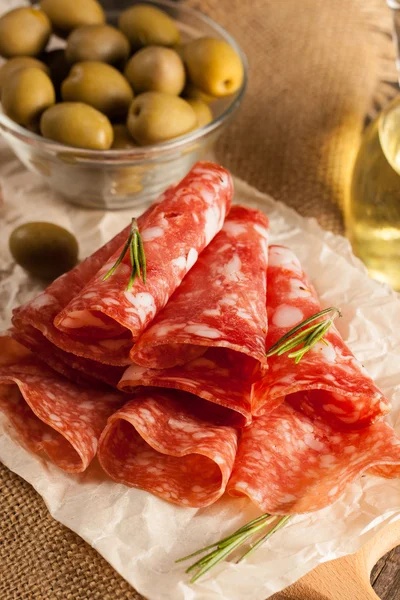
[{"left": 2, "top": 161, "right": 400, "bottom": 514}]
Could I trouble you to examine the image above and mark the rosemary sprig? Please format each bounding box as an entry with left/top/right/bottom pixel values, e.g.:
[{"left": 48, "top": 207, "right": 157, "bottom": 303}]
[
  {"left": 103, "top": 218, "right": 146, "bottom": 291},
  {"left": 266, "top": 306, "right": 342, "bottom": 364},
  {"left": 177, "top": 514, "right": 290, "bottom": 583}
]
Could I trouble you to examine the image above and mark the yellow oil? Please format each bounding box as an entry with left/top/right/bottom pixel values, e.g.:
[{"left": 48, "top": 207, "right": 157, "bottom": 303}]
[{"left": 346, "top": 97, "right": 400, "bottom": 290}]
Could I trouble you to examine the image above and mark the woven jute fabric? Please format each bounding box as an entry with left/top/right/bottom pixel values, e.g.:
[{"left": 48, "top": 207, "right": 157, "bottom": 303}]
[{"left": 0, "top": 1, "right": 395, "bottom": 599}]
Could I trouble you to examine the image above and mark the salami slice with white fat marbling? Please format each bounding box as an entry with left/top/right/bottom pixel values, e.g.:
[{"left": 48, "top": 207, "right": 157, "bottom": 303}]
[
  {"left": 12, "top": 217, "right": 138, "bottom": 372},
  {"left": 0, "top": 336, "right": 124, "bottom": 472},
  {"left": 131, "top": 205, "right": 269, "bottom": 371},
  {"left": 11, "top": 325, "right": 124, "bottom": 387},
  {"left": 97, "top": 389, "right": 238, "bottom": 507},
  {"left": 54, "top": 162, "right": 233, "bottom": 366},
  {"left": 227, "top": 401, "right": 400, "bottom": 514},
  {"left": 253, "top": 245, "right": 390, "bottom": 428},
  {"left": 119, "top": 348, "right": 253, "bottom": 426}
]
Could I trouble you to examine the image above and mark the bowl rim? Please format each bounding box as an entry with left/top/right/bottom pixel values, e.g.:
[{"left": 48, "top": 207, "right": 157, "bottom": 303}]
[{"left": 0, "top": 0, "right": 248, "bottom": 162}]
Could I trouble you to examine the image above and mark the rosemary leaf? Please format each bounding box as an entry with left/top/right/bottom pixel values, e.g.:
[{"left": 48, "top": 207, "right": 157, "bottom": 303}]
[
  {"left": 102, "top": 217, "right": 147, "bottom": 291},
  {"left": 266, "top": 306, "right": 341, "bottom": 364},
  {"left": 102, "top": 235, "right": 131, "bottom": 282},
  {"left": 132, "top": 231, "right": 142, "bottom": 279},
  {"left": 237, "top": 515, "right": 291, "bottom": 563},
  {"left": 185, "top": 548, "right": 220, "bottom": 573},
  {"left": 287, "top": 322, "right": 326, "bottom": 359},
  {"left": 127, "top": 237, "right": 137, "bottom": 291},
  {"left": 189, "top": 528, "right": 259, "bottom": 583},
  {"left": 274, "top": 322, "right": 322, "bottom": 356},
  {"left": 138, "top": 230, "right": 147, "bottom": 284},
  {"left": 176, "top": 514, "right": 273, "bottom": 566},
  {"left": 178, "top": 513, "right": 288, "bottom": 584},
  {"left": 266, "top": 307, "right": 340, "bottom": 357}
]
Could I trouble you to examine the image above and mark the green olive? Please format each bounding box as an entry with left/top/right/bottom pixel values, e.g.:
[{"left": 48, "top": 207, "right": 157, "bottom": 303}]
[
  {"left": 127, "top": 92, "right": 197, "bottom": 145},
  {"left": 112, "top": 124, "right": 137, "bottom": 149},
  {"left": 2, "top": 67, "right": 55, "bottom": 127},
  {"left": 124, "top": 46, "right": 185, "bottom": 96},
  {"left": 0, "top": 57, "right": 49, "bottom": 95},
  {"left": 61, "top": 61, "right": 134, "bottom": 120},
  {"left": 40, "top": 0, "right": 105, "bottom": 36},
  {"left": 186, "top": 98, "right": 213, "bottom": 128},
  {"left": 40, "top": 102, "right": 114, "bottom": 150},
  {"left": 118, "top": 4, "right": 179, "bottom": 51},
  {"left": 183, "top": 37, "right": 244, "bottom": 97},
  {"left": 0, "top": 8, "right": 52, "bottom": 58},
  {"left": 182, "top": 82, "right": 216, "bottom": 104},
  {"left": 42, "top": 49, "right": 71, "bottom": 99},
  {"left": 9, "top": 222, "right": 79, "bottom": 280},
  {"left": 66, "top": 25, "right": 130, "bottom": 67}
]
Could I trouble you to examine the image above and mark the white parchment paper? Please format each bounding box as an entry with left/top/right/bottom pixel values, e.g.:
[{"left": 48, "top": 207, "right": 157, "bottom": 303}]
[{"left": 1, "top": 144, "right": 400, "bottom": 600}]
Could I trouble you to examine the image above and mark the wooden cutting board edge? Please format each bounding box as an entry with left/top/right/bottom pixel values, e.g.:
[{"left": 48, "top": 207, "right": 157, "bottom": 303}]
[{"left": 271, "top": 520, "right": 400, "bottom": 599}]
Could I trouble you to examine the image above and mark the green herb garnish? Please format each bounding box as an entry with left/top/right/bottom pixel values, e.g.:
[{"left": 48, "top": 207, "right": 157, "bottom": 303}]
[
  {"left": 177, "top": 513, "right": 290, "bottom": 583},
  {"left": 266, "top": 306, "right": 342, "bottom": 364},
  {"left": 103, "top": 218, "right": 146, "bottom": 291}
]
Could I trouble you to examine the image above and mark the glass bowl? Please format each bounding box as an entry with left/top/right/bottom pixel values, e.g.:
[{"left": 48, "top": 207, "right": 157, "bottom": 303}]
[{"left": 0, "top": 0, "right": 247, "bottom": 210}]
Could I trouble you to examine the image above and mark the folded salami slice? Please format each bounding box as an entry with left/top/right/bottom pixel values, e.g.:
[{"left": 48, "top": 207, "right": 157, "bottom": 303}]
[
  {"left": 0, "top": 336, "right": 124, "bottom": 473},
  {"left": 131, "top": 205, "right": 269, "bottom": 371},
  {"left": 12, "top": 218, "right": 136, "bottom": 372},
  {"left": 11, "top": 186, "right": 177, "bottom": 370},
  {"left": 119, "top": 348, "right": 252, "bottom": 426},
  {"left": 55, "top": 162, "right": 233, "bottom": 366},
  {"left": 12, "top": 184, "right": 174, "bottom": 366},
  {"left": 11, "top": 325, "right": 124, "bottom": 387},
  {"left": 227, "top": 401, "right": 400, "bottom": 514},
  {"left": 97, "top": 389, "right": 238, "bottom": 507},
  {"left": 253, "top": 245, "right": 390, "bottom": 428}
]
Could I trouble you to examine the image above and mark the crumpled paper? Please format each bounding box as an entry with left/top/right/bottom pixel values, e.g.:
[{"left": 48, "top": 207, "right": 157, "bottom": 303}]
[{"left": 1, "top": 142, "right": 400, "bottom": 600}]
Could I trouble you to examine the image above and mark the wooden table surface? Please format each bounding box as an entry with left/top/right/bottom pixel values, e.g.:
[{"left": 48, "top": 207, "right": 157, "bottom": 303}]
[{"left": 371, "top": 547, "right": 400, "bottom": 599}]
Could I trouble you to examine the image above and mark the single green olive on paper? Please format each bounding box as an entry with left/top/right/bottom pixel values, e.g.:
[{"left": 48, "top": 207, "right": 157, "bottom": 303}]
[{"left": 9, "top": 222, "right": 79, "bottom": 280}]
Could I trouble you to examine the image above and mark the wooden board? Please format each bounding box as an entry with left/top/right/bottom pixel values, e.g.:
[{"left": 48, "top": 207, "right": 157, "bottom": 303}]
[{"left": 272, "top": 521, "right": 400, "bottom": 600}]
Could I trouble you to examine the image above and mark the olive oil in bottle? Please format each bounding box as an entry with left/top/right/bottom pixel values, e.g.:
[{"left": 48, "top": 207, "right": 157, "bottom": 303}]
[{"left": 346, "top": 97, "right": 400, "bottom": 290}]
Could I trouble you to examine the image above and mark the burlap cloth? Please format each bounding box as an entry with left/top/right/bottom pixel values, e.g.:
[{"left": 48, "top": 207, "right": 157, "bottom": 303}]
[{"left": 0, "top": 1, "right": 397, "bottom": 598}]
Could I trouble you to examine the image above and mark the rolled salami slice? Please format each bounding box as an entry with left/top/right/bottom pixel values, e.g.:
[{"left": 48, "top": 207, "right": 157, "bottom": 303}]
[
  {"left": 98, "top": 389, "right": 238, "bottom": 507},
  {"left": 55, "top": 162, "right": 233, "bottom": 365},
  {"left": 0, "top": 336, "right": 124, "bottom": 473},
  {"left": 227, "top": 401, "right": 400, "bottom": 514},
  {"left": 253, "top": 245, "right": 390, "bottom": 428},
  {"left": 119, "top": 348, "right": 253, "bottom": 427},
  {"left": 131, "top": 205, "right": 269, "bottom": 371}
]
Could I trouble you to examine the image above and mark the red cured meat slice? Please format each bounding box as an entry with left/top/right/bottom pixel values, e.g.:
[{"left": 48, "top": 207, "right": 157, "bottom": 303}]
[
  {"left": 55, "top": 162, "right": 233, "bottom": 366},
  {"left": 131, "top": 205, "right": 269, "bottom": 371},
  {"left": 12, "top": 222, "right": 135, "bottom": 368},
  {"left": 11, "top": 325, "right": 124, "bottom": 387},
  {"left": 368, "top": 463, "right": 400, "bottom": 478},
  {"left": 118, "top": 348, "right": 253, "bottom": 427},
  {"left": 0, "top": 336, "right": 124, "bottom": 473},
  {"left": 253, "top": 245, "right": 390, "bottom": 428},
  {"left": 227, "top": 401, "right": 400, "bottom": 514},
  {"left": 97, "top": 389, "right": 238, "bottom": 507}
]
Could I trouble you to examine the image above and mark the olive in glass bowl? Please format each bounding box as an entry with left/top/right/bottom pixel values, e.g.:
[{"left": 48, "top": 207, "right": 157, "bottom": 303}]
[{"left": 0, "top": 0, "right": 247, "bottom": 209}]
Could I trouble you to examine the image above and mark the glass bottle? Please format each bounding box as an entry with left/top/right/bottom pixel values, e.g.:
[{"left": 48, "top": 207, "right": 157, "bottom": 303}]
[{"left": 345, "top": 2, "right": 400, "bottom": 290}]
